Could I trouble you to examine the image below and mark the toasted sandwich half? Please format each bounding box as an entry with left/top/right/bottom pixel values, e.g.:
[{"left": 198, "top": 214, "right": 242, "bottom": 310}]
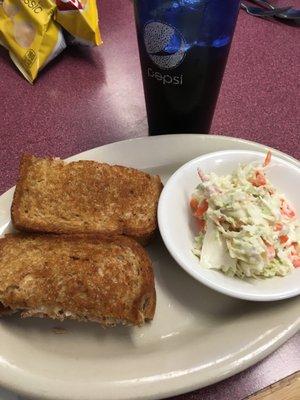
[
  {"left": 12, "top": 155, "right": 163, "bottom": 244},
  {"left": 0, "top": 234, "right": 156, "bottom": 327}
]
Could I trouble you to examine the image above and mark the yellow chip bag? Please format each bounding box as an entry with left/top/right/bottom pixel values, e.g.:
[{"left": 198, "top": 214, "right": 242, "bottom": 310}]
[
  {"left": 0, "top": 0, "right": 66, "bottom": 82},
  {"left": 54, "top": 0, "right": 102, "bottom": 46}
]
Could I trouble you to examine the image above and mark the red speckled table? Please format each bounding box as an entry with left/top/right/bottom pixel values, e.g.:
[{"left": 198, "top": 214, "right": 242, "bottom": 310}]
[{"left": 0, "top": 0, "right": 299, "bottom": 399}]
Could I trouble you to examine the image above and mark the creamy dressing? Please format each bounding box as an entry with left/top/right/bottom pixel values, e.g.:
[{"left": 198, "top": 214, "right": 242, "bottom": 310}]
[{"left": 191, "top": 156, "right": 300, "bottom": 278}]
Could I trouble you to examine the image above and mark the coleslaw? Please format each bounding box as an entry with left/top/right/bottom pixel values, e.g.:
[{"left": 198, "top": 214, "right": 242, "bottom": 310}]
[{"left": 190, "top": 152, "right": 300, "bottom": 279}]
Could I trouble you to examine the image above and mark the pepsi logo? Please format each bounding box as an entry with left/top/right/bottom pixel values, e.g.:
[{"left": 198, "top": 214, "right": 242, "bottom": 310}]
[{"left": 144, "top": 21, "right": 186, "bottom": 70}]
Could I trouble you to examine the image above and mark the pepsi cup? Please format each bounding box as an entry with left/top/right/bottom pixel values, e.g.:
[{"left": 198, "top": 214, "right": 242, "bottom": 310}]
[{"left": 134, "top": 0, "right": 241, "bottom": 135}]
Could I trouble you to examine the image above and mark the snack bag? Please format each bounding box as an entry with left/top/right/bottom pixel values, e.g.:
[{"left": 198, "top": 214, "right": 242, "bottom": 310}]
[
  {"left": 54, "top": 0, "right": 102, "bottom": 46},
  {"left": 0, "top": 0, "right": 66, "bottom": 83}
]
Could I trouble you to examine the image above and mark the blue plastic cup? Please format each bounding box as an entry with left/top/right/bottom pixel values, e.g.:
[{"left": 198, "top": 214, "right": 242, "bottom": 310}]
[{"left": 134, "top": 0, "right": 241, "bottom": 135}]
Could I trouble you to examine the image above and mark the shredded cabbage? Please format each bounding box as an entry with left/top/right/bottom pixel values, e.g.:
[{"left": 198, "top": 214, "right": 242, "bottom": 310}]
[{"left": 191, "top": 155, "right": 300, "bottom": 279}]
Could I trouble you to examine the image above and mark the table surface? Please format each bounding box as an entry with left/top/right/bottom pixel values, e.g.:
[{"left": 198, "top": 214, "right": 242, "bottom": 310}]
[{"left": 0, "top": 0, "right": 299, "bottom": 399}]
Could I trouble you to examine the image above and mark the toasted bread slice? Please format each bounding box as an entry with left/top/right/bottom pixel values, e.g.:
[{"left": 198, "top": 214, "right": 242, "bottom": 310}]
[
  {"left": 0, "top": 234, "right": 156, "bottom": 326},
  {"left": 12, "top": 155, "right": 163, "bottom": 244}
]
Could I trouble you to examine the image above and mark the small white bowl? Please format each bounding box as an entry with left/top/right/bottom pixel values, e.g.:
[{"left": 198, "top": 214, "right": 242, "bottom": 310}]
[{"left": 158, "top": 150, "right": 300, "bottom": 301}]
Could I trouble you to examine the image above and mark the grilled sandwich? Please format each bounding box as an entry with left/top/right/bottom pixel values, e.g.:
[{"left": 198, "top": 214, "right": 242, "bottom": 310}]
[
  {"left": 0, "top": 234, "right": 156, "bottom": 327},
  {"left": 12, "top": 154, "right": 163, "bottom": 244}
]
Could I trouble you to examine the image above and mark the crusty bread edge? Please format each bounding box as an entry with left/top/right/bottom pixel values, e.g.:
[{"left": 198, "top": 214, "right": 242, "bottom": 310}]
[
  {"left": 128, "top": 236, "right": 156, "bottom": 323},
  {"left": 11, "top": 153, "right": 32, "bottom": 230}
]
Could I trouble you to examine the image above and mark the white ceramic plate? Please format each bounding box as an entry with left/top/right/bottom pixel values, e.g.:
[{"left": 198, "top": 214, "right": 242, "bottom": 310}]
[
  {"left": 0, "top": 135, "right": 299, "bottom": 400},
  {"left": 158, "top": 150, "right": 300, "bottom": 301}
]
